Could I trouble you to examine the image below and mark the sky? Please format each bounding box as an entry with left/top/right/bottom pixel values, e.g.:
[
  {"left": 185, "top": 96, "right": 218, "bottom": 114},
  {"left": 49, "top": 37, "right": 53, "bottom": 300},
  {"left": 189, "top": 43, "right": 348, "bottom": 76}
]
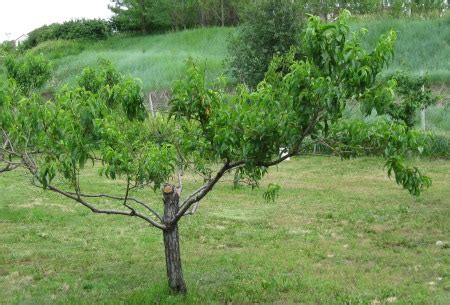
[{"left": 0, "top": 0, "right": 114, "bottom": 42}]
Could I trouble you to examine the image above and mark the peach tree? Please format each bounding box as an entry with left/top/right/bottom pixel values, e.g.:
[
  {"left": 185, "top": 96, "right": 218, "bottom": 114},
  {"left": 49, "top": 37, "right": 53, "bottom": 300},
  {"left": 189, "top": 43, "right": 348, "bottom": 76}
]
[{"left": 0, "top": 12, "right": 432, "bottom": 294}]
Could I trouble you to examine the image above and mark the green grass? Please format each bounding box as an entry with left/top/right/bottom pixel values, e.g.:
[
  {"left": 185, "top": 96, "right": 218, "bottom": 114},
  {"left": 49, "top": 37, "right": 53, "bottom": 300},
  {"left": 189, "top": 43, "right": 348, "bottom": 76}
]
[
  {"left": 423, "top": 104, "right": 450, "bottom": 135},
  {"left": 351, "top": 14, "right": 450, "bottom": 83},
  {"left": 20, "top": 15, "right": 449, "bottom": 94},
  {"left": 38, "top": 27, "right": 234, "bottom": 93},
  {"left": 1, "top": 157, "right": 449, "bottom": 304}
]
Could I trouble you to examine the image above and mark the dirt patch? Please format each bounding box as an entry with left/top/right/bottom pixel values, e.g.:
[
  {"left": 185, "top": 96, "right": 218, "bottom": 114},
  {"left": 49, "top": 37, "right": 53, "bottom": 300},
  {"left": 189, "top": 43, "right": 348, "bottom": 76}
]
[{"left": 4, "top": 271, "right": 33, "bottom": 291}]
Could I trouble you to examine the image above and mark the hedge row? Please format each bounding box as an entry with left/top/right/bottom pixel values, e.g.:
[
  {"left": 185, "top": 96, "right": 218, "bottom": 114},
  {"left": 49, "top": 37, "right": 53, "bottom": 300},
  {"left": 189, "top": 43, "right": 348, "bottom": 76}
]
[{"left": 20, "top": 19, "right": 111, "bottom": 50}]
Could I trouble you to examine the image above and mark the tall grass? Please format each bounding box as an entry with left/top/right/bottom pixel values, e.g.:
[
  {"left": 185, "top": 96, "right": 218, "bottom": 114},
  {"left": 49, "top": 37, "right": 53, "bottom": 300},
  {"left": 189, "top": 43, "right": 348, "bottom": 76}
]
[
  {"left": 24, "top": 16, "right": 450, "bottom": 92},
  {"left": 421, "top": 102, "right": 450, "bottom": 159},
  {"left": 422, "top": 104, "right": 450, "bottom": 134},
  {"left": 46, "top": 27, "right": 233, "bottom": 92},
  {"left": 352, "top": 14, "right": 450, "bottom": 83}
]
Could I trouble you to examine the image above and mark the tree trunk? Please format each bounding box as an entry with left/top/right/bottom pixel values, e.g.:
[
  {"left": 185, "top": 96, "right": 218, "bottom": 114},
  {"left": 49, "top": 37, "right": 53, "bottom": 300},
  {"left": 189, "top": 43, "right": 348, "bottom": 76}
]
[
  {"left": 140, "top": 0, "right": 146, "bottom": 35},
  {"left": 221, "top": 0, "right": 225, "bottom": 27},
  {"left": 162, "top": 184, "right": 187, "bottom": 294}
]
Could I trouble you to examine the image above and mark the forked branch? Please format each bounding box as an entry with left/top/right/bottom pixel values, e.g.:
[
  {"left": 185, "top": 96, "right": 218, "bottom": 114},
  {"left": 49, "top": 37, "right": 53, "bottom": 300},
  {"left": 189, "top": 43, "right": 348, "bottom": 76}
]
[
  {"left": 65, "top": 191, "right": 163, "bottom": 221},
  {"left": 19, "top": 151, "right": 167, "bottom": 230},
  {"left": 174, "top": 113, "right": 326, "bottom": 221},
  {"left": 48, "top": 184, "right": 167, "bottom": 230}
]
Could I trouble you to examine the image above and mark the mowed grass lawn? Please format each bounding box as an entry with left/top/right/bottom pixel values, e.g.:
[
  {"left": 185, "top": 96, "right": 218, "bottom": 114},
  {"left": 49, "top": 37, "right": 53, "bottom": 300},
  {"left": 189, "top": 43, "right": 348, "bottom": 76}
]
[{"left": 0, "top": 157, "right": 449, "bottom": 304}]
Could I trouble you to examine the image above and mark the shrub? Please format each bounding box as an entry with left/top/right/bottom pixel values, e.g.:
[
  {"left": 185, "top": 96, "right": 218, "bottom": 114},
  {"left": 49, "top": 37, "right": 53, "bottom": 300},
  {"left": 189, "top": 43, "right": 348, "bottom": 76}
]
[
  {"left": 55, "top": 19, "right": 112, "bottom": 41},
  {"left": 19, "top": 24, "right": 61, "bottom": 50},
  {"left": 4, "top": 54, "right": 53, "bottom": 94},
  {"left": 27, "top": 40, "right": 86, "bottom": 60},
  {"left": 77, "top": 59, "right": 146, "bottom": 121},
  {"left": 0, "top": 41, "right": 16, "bottom": 57},
  {"left": 20, "top": 19, "right": 112, "bottom": 50},
  {"left": 78, "top": 59, "right": 122, "bottom": 93},
  {"left": 226, "top": 0, "right": 303, "bottom": 89}
]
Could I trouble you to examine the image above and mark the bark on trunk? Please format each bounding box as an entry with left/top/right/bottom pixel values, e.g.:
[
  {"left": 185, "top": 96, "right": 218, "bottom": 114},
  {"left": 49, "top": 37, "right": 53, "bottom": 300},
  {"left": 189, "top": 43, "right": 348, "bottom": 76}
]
[
  {"left": 140, "top": 0, "right": 147, "bottom": 35},
  {"left": 162, "top": 184, "right": 187, "bottom": 294},
  {"left": 221, "top": 0, "right": 225, "bottom": 27}
]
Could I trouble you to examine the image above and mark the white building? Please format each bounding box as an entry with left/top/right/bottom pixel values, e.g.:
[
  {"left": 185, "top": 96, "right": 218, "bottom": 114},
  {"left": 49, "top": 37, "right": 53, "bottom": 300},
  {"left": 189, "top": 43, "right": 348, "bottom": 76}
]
[{"left": 13, "top": 33, "right": 28, "bottom": 48}]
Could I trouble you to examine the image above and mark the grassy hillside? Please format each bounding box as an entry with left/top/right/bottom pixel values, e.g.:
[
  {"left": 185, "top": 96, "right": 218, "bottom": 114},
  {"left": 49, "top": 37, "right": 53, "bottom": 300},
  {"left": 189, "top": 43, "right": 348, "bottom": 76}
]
[
  {"left": 32, "top": 27, "right": 233, "bottom": 93},
  {"left": 22, "top": 15, "right": 449, "bottom": 94},
  {"left": 352, "top": 15, "right": 450, "bottom": 83},
  {"left": 1, "top": 157, "right": 449, "bottom": 304}
]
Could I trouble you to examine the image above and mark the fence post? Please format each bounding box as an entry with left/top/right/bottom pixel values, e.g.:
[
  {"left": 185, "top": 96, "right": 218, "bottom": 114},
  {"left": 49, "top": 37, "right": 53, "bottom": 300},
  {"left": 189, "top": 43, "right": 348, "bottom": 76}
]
[
  {"left": 421, "top": 109, "right": 426, "bottom": 131},
  {"left": 149, "top": 92, "right": 155, "bottom": 117},
  {"left": 420, "top": 70, "right": 426, "bottom": 131}
]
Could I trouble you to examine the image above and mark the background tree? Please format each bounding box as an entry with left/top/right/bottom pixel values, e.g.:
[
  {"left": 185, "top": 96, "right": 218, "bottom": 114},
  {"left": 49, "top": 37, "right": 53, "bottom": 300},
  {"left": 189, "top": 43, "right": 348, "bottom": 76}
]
[
  {"left": 109, "top": 0, "right": 246, "bottom": 33},
  {"left": 107, "top": 1, "right": 448, "bottom": 36},
  {"left": 0, "top": 12, "right": 433, "bottom": 294},
  {"left": 227, "top": 0, "right": 303, "bottom": 89},
  {"left": 0, "top": 41, "right": 16, "bottom": 58},
  {"left": 109, "top": 0, "right": 168, "bottom": 34}
]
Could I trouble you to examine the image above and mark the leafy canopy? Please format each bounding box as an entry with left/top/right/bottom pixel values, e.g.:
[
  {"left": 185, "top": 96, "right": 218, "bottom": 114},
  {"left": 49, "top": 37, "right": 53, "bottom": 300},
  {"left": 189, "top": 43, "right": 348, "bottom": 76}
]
[
  {"left": 361, "top": 71, "right": 438, "bottom": 128},
  {"left": 1, "top": 12, "right": 433, "bottom": 221},
  {"left": 172, "top": 11, "right": 431, "bottom": 196},
  {"left": 1, "top": 59, "right": 175, "bottom": 192}
]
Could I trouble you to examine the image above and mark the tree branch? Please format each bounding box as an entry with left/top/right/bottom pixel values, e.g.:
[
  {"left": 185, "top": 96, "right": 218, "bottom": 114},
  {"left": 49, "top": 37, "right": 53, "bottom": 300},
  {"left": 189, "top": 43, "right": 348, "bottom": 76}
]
[
  {"left": 174, "top": 161, "right": 233, "bottom": 223},
  {"left": 176, "top": 170, "right": 183, "bottom": 196},
  {"left": 177, "top": 152, "right": 297, "bottom": 221},
  {"left": 20, "top": 151, "right": 166, "bottom": 230},
  {"left": 122, "top": 178, "right": 135, "bottom": 213},
  {"left": 175, "top": 112, "right": 326, "bottom": 221},
  {"left": 47, "top": 184, "right": 166, "bottom": 230},
  {"left": 64, "top": 191, "right": 163, "bottom": 221},
  {"left": 0, "top": 163, "right": 20, "bottom": 173}
]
